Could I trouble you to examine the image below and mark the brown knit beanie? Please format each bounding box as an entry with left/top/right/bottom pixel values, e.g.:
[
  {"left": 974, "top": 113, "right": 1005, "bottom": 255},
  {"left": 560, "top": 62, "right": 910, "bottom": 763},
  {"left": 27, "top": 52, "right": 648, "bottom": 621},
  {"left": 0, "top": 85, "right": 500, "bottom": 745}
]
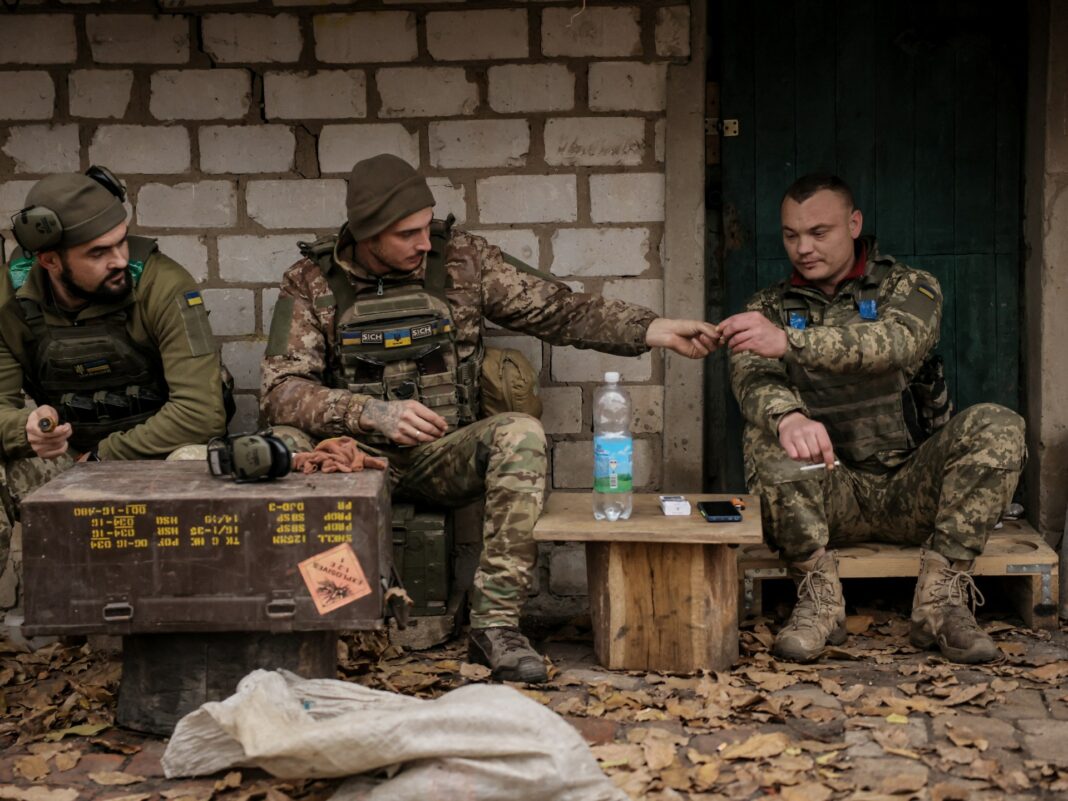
[
  {"left": 24, "top": 173, "right": 127, "bottom": 249},
  {"left": 346, "top": 154, "right": 435, "bottom": 241}
]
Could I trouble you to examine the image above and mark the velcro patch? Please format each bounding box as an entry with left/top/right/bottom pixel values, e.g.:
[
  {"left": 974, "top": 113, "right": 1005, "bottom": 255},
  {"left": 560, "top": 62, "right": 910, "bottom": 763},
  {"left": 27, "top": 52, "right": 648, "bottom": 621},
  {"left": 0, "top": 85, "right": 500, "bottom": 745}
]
[
  {"left": 75, "top": 358, "right": 111, "bottom": 377},
  {"left": 184, "top": 290, "right": 204, "bottom": 307},
  {"left": 900, "top": 282, "right": 940, "bottom": 320},
  {"left": 341, "top": 319, "right": 453, "bottom": 349},
  {"left": 175, "top": 291, "right": 214, "bottom": 356}
]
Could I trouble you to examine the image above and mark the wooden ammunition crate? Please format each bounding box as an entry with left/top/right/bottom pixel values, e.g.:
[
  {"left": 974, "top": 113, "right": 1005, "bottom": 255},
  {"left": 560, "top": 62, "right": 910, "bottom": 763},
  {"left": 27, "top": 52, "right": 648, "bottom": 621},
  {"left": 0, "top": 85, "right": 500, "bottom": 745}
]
[
  {"left": 22, "top": 462, "right": 391, "bottom": 636},
  {"left": 738, "top": 521, "right": 1059, "bottom": 629}
]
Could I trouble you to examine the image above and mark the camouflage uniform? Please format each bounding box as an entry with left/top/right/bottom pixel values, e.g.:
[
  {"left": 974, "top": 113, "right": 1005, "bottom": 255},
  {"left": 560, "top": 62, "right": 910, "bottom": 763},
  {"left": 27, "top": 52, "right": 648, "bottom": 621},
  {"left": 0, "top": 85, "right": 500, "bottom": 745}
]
[
  {"left": 262, "top": 227, "right": 657, "bottom": 627},
  {"left": 731, "top": 240, "right": 1026, "bottom": 563}
]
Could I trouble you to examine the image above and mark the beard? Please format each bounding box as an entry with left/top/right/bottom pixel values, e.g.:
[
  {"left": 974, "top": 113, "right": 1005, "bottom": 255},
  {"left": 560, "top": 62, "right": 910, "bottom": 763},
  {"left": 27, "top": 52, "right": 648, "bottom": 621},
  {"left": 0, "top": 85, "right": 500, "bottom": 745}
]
[{"left": 59, "top": 257, "right": 132, "bottom": 304}]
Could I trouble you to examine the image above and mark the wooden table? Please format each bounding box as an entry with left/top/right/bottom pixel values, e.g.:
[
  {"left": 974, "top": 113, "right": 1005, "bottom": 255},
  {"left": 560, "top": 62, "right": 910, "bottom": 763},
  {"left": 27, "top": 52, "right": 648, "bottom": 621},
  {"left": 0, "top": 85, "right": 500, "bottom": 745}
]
[{"left": 534, "top": 493, "right": 762, "bottom": 673}]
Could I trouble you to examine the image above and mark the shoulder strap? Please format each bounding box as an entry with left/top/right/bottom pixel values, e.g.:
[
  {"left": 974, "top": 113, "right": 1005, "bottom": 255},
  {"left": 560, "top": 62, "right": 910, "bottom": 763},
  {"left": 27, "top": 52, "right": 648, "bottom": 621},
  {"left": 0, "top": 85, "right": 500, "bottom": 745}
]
[
  {"left": 127, "top": 236, "right": 159, "bottom": 287},
  {"left": 858, "top": 257, "right": 894, "bottom": 306},
  {"left": 424, "top": 215, "right": 455, "bottom": 299},
  {"left": 300, "top": 234, "right": 358, "bottom": 312}
]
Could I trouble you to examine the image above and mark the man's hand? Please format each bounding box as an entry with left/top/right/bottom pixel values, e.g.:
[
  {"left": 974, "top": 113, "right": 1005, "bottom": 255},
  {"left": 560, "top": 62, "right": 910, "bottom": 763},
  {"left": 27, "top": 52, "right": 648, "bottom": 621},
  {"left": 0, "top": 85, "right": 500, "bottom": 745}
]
[
  {"left": 645, "top": 318, "right": 721, "bottom": 358},
  {"left": 358, "top": 399, "right": 448, "bottom": 446},
  {"left": 26, "top": 406, "right": 72, "bottom": 460},
  {"left": 719, "top": 312, "right": 789, "bottom": 359},
  {"left": 778, "top": 411, "right": 836, "bottom": 468}
]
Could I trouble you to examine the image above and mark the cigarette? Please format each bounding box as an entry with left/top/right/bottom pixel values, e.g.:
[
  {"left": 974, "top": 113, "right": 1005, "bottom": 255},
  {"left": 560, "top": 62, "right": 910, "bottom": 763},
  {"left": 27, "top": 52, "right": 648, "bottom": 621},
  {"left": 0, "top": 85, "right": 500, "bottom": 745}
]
[
  {"left": 38, "top": 417, "right": 56, "bottom": 433},
  {"left": 799, "top": 460, "right": 840, "bottom": 472}
]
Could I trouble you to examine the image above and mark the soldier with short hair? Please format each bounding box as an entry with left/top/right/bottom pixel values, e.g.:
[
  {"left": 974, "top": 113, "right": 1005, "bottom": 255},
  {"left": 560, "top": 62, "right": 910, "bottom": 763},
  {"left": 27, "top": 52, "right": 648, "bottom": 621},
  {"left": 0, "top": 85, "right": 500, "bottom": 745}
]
[
  {"left": 0, "top": 167, "right": 230, "bottom": 599},
  {"left": 261, "top": 154, "right": 721, "bottom": 683},
  {"left": 719, "top": 173, "right": 1026, "bottom": 665}
]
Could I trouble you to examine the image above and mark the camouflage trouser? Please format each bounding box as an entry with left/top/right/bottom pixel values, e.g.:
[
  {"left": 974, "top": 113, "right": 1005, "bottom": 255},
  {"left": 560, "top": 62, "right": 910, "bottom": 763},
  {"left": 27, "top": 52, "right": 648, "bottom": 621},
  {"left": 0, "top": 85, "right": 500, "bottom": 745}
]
[
  {"left": 744, "top": 403, "right": 1026, "bottom": 563},
  {"left": 276, "top": 413, "right": 548, "bottom": 629}
]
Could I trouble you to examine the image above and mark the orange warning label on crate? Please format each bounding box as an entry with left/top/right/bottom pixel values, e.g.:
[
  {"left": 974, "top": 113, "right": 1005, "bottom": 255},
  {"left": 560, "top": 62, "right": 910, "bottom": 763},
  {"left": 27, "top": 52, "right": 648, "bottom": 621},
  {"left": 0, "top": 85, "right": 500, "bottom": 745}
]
[{"left": 298, "top": 543, "right": 372, "bottom": 615}]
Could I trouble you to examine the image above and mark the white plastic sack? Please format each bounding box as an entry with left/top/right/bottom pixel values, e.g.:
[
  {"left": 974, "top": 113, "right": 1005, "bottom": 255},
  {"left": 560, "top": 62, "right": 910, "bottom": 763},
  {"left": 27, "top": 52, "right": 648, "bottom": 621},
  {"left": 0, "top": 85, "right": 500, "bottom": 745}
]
[{"left": 162, "top": 669, "right": 627, "bottom": 801}]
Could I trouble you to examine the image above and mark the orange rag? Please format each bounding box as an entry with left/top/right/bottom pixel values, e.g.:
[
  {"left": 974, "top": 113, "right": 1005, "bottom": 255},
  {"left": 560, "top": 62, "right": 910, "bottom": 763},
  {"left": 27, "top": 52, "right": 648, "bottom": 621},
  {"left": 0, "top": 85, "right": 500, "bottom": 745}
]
[{"left": 292, "top": 437, "right": 388, "bottom": 474}]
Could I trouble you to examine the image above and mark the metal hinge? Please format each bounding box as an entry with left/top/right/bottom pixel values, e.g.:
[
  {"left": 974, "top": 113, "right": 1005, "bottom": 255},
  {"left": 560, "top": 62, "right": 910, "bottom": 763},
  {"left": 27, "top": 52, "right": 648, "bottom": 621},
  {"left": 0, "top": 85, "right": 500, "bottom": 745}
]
[{"left": 704, "top": 118, "right": 740, "bottom": 137}]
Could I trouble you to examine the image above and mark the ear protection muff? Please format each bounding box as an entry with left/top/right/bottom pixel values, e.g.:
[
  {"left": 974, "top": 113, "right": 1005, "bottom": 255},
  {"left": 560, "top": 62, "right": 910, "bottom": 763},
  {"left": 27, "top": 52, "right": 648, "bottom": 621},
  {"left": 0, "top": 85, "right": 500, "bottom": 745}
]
[
  {"left": 10, "top": 165, "right": 127, "bottom": 254},
  {"left": 207, "top": 429, "right": 293, "bottom": 482}
]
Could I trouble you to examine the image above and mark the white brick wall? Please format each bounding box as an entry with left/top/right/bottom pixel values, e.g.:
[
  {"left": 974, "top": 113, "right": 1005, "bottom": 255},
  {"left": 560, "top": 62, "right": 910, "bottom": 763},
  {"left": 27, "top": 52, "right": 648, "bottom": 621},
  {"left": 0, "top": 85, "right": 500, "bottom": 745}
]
[
  {"left": 467, "top": 228, "right": 539, "bottom": 266},
  {"left": 319, "top": 123, "right": 419, "bottom": 173},
  {"left": 0, "top": 16, "right": 77, "bottom": 64},
  {"left": 264, "top": 70, "right": 366, "bottom": 119},
  {"left": 588, "top": 62, "right": 667, "bottom": 112},
  {"left": 544, "top": 117, "right": 645, "bottom": 166},
  {"left": 552, "top": 346, "right": 653, "bottom": 384},
  {"left": 154, "top": 235, "right": 209, "bottom": 282},
  {"left": 426, "top": 10, "right": 528, "bottom": 61},
  {"left": 590, "top": 173, "right": 665, "bottom": 222},
  {"left": 656, "top": 5, "right": 691, "bottom": 58},
  {"left": 202, "top": 14, "right": 303, "bottom": 63},
  {"left": 377, "top": 67, "right": 479, "bottom": 118},
  {"left": 222, "top": 340, "right": 266, "bottom": 391},
  {"left": 551, "top": 437, "right": 654, "bottom": 489},
  {"left": 540, "top": 386, "right": 583, "bottom": 434},
  {"left": 604, "top": 277, "right": 663, "bottom": 316},
  {"left": 203, "top": 288, "right": 257, "bottom": 336},
  {"left": 476, "top": 175, "right": 576, "bottom": 223},
  {"left": 2, "top": 125, "right": 80, "bottom": 173},
  {"left": 427, "top": 177, "right": 468, "bottom": 224},
  {"left": 487, "top": 64, "right": 574, "bottom": 113},
  {"left": 150, "top": 70, "right": 251, "bottom": 120},
  {"left": 541, "top": 7, "right": 641, "bottom": 58},
  {"left": 246, "top": 179, "right": 346, "bottom": 229},
  {"left": 86, "top": 14, "right": 190, "bottom": 64},
  {"left": 89, "top": 125, "right": 192, "bottom": 174},
  {"left": 136, "top": 181, "right": 238, "bottom": 228},
  {"left": 0, "top": 73, "right": 54, "bottom": 121},
  {"left": 199, "top": 125, "right": 295, "bottom": 174},
  {"left": 69, "top": 70, "right": 134, "bottom": 119},
  {"left": 0, "top": 181, "right": 38, "bottom": 224},
  {"left": 313, "top": 12, "right": 418, "bottom": 63},
  {"left": 550, "top": 228, "right": 650, "bottom": 276},
  {"left": 218, "top": 233, "right": 313, "bottom": 282},
  {"left": 627, "top": 385, "right": 664, "bottom": 434},
  {"left": 429, "top": 120, "right": 529, "bottom": 168}
]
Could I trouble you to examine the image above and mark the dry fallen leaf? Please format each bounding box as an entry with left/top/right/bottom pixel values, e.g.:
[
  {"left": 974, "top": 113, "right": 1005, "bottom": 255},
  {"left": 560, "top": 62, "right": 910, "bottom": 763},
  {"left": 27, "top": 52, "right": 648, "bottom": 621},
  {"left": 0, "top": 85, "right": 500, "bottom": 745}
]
[
  {"left": 642, "top": 737, "right": 677, "bottom": 771},
  {"left": 88, "top": 772, "right": 144, "bottom": 787},
  {"left": 13, "top": 756, "right": 50, "bottom": 782},
  {"left": 51, "top": 751, "right": 80, "bottom": 772},
  {"left": 458, "top": 662, "right": 491, "bottom": 681},
  {"left": 100, "top": 795, "right": 151, "bottom": 801},
  {"left": 945, "top": 723, "right": 989, "bottom": 752},
  {"left": 781, "top": 782, "right": 833, "bottom": 801},
  {"left": 214, "top": 772, "right": 242, "bottom": 792},
  {"left": 0, "top": 788, "right": 79, "bottom": 801},
  {"left": 845, "top": 615, "right": 874, "bottom": 635},
  {"left": 720, "top": 732, "right": 789, "bottom": 760},
  {"left": 693, "top": 761, "right": 721, "bottom": 790}
]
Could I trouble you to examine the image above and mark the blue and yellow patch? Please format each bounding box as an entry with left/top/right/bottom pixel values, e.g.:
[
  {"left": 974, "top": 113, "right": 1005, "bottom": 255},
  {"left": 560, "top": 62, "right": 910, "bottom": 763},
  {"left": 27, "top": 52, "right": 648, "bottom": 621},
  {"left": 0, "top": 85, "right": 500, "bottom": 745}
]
[
  {"left": 75, "top": 358, "right": 111, "bottom": 377},
  {"left": 341, "top": 319, "right": 454, "bottom": 349},
  {"left": 183, "top": 290, "right": 204, "bottom": 307},
  {"left": 917, "top": 284, "right": 936, "bottom": 301}
]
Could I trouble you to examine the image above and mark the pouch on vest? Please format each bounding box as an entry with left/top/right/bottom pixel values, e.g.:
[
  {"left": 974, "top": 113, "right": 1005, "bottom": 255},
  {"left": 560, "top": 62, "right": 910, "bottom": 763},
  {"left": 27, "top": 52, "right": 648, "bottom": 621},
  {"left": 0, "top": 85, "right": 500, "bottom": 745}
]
[
  {"left": 480, "top": 346, "right": 542, "bottom": 419},
  {"left": 903, "top": 353, "right": 953, "bottom": 443}
]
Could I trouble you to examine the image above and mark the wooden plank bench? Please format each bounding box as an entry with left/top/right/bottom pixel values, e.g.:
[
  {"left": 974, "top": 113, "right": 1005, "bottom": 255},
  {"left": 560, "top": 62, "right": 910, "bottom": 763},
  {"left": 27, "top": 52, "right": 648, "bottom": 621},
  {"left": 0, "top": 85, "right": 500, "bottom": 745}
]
[
  {"left": 737, "top": 520, "right": 1059, "bottom": 629},
  {"left": 534, "top": 493, "right": 762, "bottom": 673}
]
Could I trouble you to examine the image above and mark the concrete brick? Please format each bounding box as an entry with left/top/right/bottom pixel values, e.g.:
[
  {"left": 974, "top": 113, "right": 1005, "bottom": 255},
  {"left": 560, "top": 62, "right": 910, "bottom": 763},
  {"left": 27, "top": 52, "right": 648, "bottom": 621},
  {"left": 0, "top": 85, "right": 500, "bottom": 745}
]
[
  {"left": 589, "top": 62, "right": 667, "bottom": 112},
  {"left": 0, "top": 72, "right": 54, "bottom": 120},
  {"left": 544, "top": 117, "right": 645, "bottom": 167},
  {"left": 427, "top": 10, "right": 528, "bottom": 61},
  {"left": 69, "top": 70, "right": 134, "bottom": 119},
  {"left": 551, "top": 436, "right": 653, "bottom": 489},
  {"left": 427, "top": 177, "right": 467, "bottom": 224},
  {"left": 218, "top": 233, "right": 313, "bottom": 282},
  {"left": 625, "top": 385, "right": 664, "bottom": 434},
  {"left": 0, "top": 181, "right": 37, "bottom": 223},
  {"left": 199, "top": 125, "right": 295, "bottom": 174},
  {"left": 551, "top": 228, "right": 649, "bottom": 276},
  {"left": 477, "top": 175, "right": 576, "bottom": 224},
  {"left": 654, "top": 118, "right": 666, "bottom": 162},
  {"left": 2, "top": 125, "right": 80, "bottom": 173},
  {"left": 313, "top": 12, "right": 417, "bottom": 63},
  {"left": 429, "top": 120, "right": 529, "bottom": 168},
  {"left": 486, "top": 334, "right": 542, "bottom": 374},
  {"left": 230, "top": 394, "right": 260, "bottom": 435},
  {"left": 0, "top": 16, "right": 76, "bottom": 64},
  {"left": 467, "top": 228, "right": 538, "bottom": 266},
  {"left": 656, "top": 5, "right": 691, "bottom": 58},
  {"left": 203, "top": 288, "right": 256, "bottom": 336},
  {"left": 264, "top": 70, "right": 365, "bottom": 120},
  {"left": 89, "top": 125, "right": 191, "bottom": 174},
  {"left": 318, "top": 123, "right": 418, "bottom": 173},
  {"left": 222, "top": 339, "right": 266, "bottom": 391},
  {"left": 540, "top": 386, "right": 582, "bottom": 434},
  {"left": 542, "top": 6, "right": 641, "bottom": 58},
  {"left": 603, "top": 276, "right": 662, "bottom": 315},
  {"left": 488, "top": 64, "right": 574, "bottom": 113},
  {"left": 262, "top": 287, "right": 280, "bottom": 334},
  {"left": 154, "top": 235, "right": 208, "bottom": 282},
  {"left": 203, "top": 14, "right": 302, "bottom": 63},
  {"left": 591, "top": 173, "right": 665, "bottom": 222},
  {"left": 548, "top": 544, "right": 587, "bottom": 596},
  {"left": 86, "top": 14, "right": 189, "bottom": 64},
  {"left": 551, "top": 347, "right": 652, "bottom": 383},
  {"left": 246, "top": 179, "right": 346, "bottom": 229},
  {"left": 136, "top": 181, "right": 237, "bottom": 228},
  {"left": 377, "top": 67, "right": 478, "bottom": 118},
  {"left": 150, "top": 70, "right": 251, "bottom": 120}
]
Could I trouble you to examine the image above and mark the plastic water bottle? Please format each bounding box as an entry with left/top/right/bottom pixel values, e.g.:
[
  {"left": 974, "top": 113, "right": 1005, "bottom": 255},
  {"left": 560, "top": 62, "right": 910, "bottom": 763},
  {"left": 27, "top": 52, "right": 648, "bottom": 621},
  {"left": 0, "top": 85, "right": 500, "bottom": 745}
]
[{"left": 593, "top": 371, "right": 633, "bottom": 521}]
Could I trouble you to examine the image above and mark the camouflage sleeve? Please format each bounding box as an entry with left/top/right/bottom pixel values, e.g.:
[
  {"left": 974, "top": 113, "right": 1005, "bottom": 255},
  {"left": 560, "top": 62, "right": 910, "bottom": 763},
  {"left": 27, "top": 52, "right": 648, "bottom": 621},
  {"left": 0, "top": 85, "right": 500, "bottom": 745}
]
[
  {"left": 784, "top": 267, "right": 942, "bottom": 375},
  {"left": 477, "top": 241, "right": 656, "bottom": 355},
  {"left": 260, "top": 263, "right": 365, "bottom": 438},
  {"left": 729, "top": 289, "right": 807, "bottom": 434},
  {"left": 0, "top": 336, "right": 32, "bottom": 461}
]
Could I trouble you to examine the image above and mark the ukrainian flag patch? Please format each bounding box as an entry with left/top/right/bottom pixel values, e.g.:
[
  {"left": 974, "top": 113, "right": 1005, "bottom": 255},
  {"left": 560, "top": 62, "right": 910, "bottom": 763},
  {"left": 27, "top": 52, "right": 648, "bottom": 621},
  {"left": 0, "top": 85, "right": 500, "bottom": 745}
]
[
  {"left": 184, "top": 290, "right": 204, "bottom": 307},
  {"left": 75, "top": 358, "right": 111, "bottom": 377},
  {"left": 384, "top": 328, "right": 413, "bottom": 348},
  {"left": 917, "top": 284, "right": 936, "bottom": 301}
]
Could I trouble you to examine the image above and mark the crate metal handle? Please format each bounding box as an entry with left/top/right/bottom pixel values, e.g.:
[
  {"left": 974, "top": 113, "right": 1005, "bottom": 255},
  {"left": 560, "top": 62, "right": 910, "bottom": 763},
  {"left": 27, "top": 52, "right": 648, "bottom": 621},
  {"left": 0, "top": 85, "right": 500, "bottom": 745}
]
[
  {"left": 102, "top": 602, "right": 133, "bottom": 621},
  {"left": 265, "top": 598, "right": 296, "bottom": 618}
]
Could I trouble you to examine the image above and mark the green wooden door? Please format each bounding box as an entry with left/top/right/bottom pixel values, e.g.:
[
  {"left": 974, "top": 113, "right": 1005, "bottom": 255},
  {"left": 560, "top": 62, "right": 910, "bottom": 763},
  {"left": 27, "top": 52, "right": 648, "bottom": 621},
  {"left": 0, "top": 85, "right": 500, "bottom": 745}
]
[{"left": 716, "top": 0, "right": 1025, "bottom": 484}]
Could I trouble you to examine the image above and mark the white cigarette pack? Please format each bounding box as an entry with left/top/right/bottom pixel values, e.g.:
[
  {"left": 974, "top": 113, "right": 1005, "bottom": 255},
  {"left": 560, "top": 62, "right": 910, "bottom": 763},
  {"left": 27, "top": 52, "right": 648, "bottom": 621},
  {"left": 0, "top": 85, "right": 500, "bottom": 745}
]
[{"left": 658, "top": 495, "right": 691, "bottom": 516}]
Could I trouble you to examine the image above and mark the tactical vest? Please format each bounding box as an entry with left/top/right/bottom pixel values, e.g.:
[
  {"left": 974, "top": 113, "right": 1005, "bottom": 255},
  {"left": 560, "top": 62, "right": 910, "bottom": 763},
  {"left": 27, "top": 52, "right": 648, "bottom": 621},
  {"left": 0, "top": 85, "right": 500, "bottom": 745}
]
[
  {"left": 779, "top": 255, "right": 948, "bottom": 466},
  {"left": 6, "top": 237, "right": 168, "bottom": 453},
  {"left": 300, "top": 217, "right": 482, "bottom": 445}
]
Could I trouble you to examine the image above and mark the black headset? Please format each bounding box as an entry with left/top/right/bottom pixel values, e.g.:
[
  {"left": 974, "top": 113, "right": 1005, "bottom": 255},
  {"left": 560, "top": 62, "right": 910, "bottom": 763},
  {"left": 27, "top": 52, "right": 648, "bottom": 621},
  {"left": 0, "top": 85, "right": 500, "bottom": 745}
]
[
  {"left": 10, "top": 166, "right": 126, "bottom": 254},
  {"left": 207, "top": 429, "right": 293, "bottom": 483}
]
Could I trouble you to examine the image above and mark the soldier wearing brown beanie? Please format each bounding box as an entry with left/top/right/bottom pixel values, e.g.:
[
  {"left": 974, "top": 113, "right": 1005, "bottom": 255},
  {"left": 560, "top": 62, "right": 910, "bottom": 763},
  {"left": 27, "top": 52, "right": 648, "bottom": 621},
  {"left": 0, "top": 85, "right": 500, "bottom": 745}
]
[
  {"left": 262, "top": 153, "right": 721, "bottom": 683},
  {"left": 0, "top": 168, "right": 230, "bottom": 608}
]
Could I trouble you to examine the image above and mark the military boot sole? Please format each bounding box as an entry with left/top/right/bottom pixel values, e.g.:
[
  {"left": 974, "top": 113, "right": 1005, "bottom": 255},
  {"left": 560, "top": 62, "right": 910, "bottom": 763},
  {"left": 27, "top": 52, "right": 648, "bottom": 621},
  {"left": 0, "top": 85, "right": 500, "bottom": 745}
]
[
  {"left": 909, "top": 623, "right": 999, "bottom": 664},
  {"left": 772, "top": 620, "right": 847, "bottom": 663},
  {"left": 467, "top": 639, "right": 549, "bottom": 684}
]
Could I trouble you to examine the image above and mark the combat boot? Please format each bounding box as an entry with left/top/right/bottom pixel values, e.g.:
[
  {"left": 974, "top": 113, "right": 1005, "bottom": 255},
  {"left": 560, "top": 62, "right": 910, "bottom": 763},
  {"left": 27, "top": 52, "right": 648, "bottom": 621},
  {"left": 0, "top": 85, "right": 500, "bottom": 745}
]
[
  {"left": 910, "top": 550, "right": 998, "bottom": 663},
  {"left": 468, "top": 626, "right": 548, "bottom": 683},
  {"left": 773, "top": 550, "right": 847, "bottom": 662}
]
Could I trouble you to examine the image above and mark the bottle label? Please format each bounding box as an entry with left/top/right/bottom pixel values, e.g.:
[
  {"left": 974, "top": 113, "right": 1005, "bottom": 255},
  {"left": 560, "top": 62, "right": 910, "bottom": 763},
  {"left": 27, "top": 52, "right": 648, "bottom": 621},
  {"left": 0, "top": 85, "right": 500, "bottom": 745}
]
[{"left": 593, "top": 436, "right": 632, "bottom": 493}]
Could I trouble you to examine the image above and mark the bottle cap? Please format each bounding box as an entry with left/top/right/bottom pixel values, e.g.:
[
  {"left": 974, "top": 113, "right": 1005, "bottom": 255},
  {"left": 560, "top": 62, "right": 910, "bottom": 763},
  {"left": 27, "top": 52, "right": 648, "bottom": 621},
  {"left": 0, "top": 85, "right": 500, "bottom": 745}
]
[{"left": 604, "top": 371, "right": 620, "bottom": 383}]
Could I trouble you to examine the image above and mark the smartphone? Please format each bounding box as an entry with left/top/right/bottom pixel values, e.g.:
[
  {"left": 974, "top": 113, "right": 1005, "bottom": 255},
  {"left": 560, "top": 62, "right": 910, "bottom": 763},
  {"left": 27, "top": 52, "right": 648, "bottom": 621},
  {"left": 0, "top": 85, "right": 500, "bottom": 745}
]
[{"left": 696, "top": 500, "right": 742, "bottom": 522}]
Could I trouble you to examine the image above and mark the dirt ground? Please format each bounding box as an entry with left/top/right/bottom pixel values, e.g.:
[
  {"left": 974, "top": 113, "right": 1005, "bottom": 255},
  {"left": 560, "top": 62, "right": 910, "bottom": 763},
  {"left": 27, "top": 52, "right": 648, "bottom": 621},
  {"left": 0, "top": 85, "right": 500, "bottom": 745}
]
[{"left": 2, "top": 600, "right": 1067, "bottom": 801}]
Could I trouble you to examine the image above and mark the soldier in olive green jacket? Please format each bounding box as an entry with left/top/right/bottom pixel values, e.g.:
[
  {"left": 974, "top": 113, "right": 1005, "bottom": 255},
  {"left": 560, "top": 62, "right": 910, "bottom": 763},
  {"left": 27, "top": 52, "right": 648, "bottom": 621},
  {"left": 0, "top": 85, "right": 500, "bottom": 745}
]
[{"left": 0, "top": 168, "right": 228, "bottom": 603}]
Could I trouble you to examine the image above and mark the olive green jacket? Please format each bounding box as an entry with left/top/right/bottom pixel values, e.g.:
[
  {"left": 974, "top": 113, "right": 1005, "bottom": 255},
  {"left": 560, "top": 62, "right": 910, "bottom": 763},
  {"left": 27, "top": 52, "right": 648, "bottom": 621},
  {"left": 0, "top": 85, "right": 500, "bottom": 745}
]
[{"left": 0, "top": 246, "right": 227, "bottom": 461}]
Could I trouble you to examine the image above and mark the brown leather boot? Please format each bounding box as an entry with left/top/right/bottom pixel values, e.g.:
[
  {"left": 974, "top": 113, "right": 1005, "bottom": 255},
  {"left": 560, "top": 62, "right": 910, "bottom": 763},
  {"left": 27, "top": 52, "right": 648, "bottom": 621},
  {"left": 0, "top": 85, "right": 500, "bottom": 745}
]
[
  {"left": 773, "top": 550, "right": 847, "bottom": 662},
  {"left": 910, "top": 550, "right": 998, "bottom": 663}
]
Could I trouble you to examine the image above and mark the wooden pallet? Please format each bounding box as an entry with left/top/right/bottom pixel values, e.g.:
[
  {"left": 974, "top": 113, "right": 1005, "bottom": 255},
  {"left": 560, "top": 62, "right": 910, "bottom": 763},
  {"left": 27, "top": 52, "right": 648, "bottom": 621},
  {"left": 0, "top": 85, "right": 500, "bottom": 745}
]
[{"left": 738, "top": 521, "right": 1059, "bottom": 629}]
